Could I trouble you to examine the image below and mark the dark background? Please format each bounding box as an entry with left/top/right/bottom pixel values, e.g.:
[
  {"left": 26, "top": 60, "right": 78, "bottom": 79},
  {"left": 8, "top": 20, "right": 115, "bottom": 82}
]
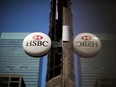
[{"left": 72, "top": 0, "right": 116, "bottom": 35}]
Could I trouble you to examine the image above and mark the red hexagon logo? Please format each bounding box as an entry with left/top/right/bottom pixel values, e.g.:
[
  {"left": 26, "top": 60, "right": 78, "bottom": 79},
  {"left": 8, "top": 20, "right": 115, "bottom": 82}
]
[
  {"left": 32, "top": 35, "right": 43, "bottom": 40},
  {"left": 81, "top": 36, "right": 91, "bottom": 40}
]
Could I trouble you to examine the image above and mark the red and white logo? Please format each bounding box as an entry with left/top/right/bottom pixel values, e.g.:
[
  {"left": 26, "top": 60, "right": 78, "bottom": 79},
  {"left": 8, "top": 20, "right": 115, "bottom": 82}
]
[
  {"left": 81, "top": 36, "right": 91, "bottom": 40},
  {"left": 22, "top": 32, "right": 51, "bottom": 57},
  {"left": 32, "top": 35, "right": 43, "bottom": 40}
]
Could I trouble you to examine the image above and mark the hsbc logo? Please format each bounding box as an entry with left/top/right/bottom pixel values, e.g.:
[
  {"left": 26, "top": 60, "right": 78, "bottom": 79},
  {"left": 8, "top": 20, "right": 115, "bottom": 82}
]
[
  {"left": 81, "top": 36, "right": 91, "bottom": 40},
  {"left": 73, "top": 33, "right": 101, "bottom": 58},
  {"left": 22, "top": 32, "right": 52, "bottom": 57},
  {"left": 32, "top": 35, "right": 43, "bottom": 40},
  {"left": 26, "top": 35, "right": 48, "bottom": 47},
  {"left": 75, "top": 35, "right": 98, "bottom": 47}
]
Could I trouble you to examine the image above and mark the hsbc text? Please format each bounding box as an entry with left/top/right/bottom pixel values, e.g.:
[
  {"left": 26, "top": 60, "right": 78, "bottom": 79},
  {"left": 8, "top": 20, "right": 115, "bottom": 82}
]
[
  {"left": 26, "top": 40, "right": 48, "bottom": 47},
  {"left": 76, "top": 41, "right": 98, "bottom": 47}
]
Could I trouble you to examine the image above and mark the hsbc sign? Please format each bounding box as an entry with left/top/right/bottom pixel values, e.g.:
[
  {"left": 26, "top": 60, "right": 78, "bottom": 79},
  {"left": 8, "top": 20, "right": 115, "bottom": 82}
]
[
  {"left": 22, "top": 32, "right": 101, "bottom": 58},
  {"left": 76, "top": 36, "right": 98, "bottom": 47},
  {"left": 22, "top": 32, "right": 51, "bottom": 57},
  {"left": 26, "top": 40, "right": 49, "bottom": 47},
  {"left": 26, "top": 35, "right": 48, "bottom": 47},
  {"left": 73, "top": 33, "right": 101, "bottom": 58}
]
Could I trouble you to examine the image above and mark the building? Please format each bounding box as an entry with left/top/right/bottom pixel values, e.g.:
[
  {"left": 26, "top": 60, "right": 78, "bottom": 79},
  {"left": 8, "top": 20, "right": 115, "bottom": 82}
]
[
  {"left": 0, "top": 32, "right": 42, "bottom": 87},
  {"left": 0, "top": 74, "right": 25, "bottom": 87},
  {"left": 78, "top": 34, "right": 116, "bottom": 87},
  {"left": 46, "top": 0, "right": 76, "bottom": 87}
]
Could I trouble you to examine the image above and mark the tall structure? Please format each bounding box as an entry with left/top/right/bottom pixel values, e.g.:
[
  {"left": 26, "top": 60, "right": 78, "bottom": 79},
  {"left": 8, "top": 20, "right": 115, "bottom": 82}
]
[
  {"left": 0, "top": 32, "right": 41, "bottom": 87},
  {"left": 46, "top": 0, "right": 76, "bottom": 87}
]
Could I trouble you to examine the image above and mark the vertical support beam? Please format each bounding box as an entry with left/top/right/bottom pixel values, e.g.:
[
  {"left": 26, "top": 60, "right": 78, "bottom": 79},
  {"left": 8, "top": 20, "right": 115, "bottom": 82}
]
[
  {"left": 46, "top": 0, "right": 76, "bottom": 87},
  {"left": 62, "top": 0, "right": 76, "bottom": 87}
]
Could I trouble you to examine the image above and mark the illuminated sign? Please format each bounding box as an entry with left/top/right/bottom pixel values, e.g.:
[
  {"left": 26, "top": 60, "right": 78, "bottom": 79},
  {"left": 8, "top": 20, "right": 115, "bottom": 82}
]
[
  {"left": 73, "top": 33, "right": 101, "bottom": 58},
  {"left": 23, "top": 32, "right": 51, "bottom": 57}
]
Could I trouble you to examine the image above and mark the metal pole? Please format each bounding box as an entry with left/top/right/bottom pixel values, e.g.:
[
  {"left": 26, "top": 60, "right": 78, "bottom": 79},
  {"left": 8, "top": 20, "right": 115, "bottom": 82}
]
[{"left": 62, "top": 0, "right": 76, "bottom": 87}]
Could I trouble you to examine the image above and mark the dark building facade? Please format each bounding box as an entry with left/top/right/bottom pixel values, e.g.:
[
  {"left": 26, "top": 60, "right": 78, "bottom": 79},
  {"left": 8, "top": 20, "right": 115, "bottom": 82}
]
[{"left": 46, "top": 0, "right": 76, "bottom": 87}]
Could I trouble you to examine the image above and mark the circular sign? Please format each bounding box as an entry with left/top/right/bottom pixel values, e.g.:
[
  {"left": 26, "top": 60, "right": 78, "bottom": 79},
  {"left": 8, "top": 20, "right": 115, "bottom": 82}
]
[
  {"left": 73, "top": 33, "right": 101, "bottom": 58},
  {"left": 22, "top": 32, "right": 51, "bottom": 57}
]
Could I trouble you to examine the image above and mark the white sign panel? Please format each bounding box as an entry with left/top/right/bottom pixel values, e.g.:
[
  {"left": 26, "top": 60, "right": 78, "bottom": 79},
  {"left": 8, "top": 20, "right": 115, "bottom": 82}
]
[{"left": 62, "top": 25, "right": 70, "bottom": 41}]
